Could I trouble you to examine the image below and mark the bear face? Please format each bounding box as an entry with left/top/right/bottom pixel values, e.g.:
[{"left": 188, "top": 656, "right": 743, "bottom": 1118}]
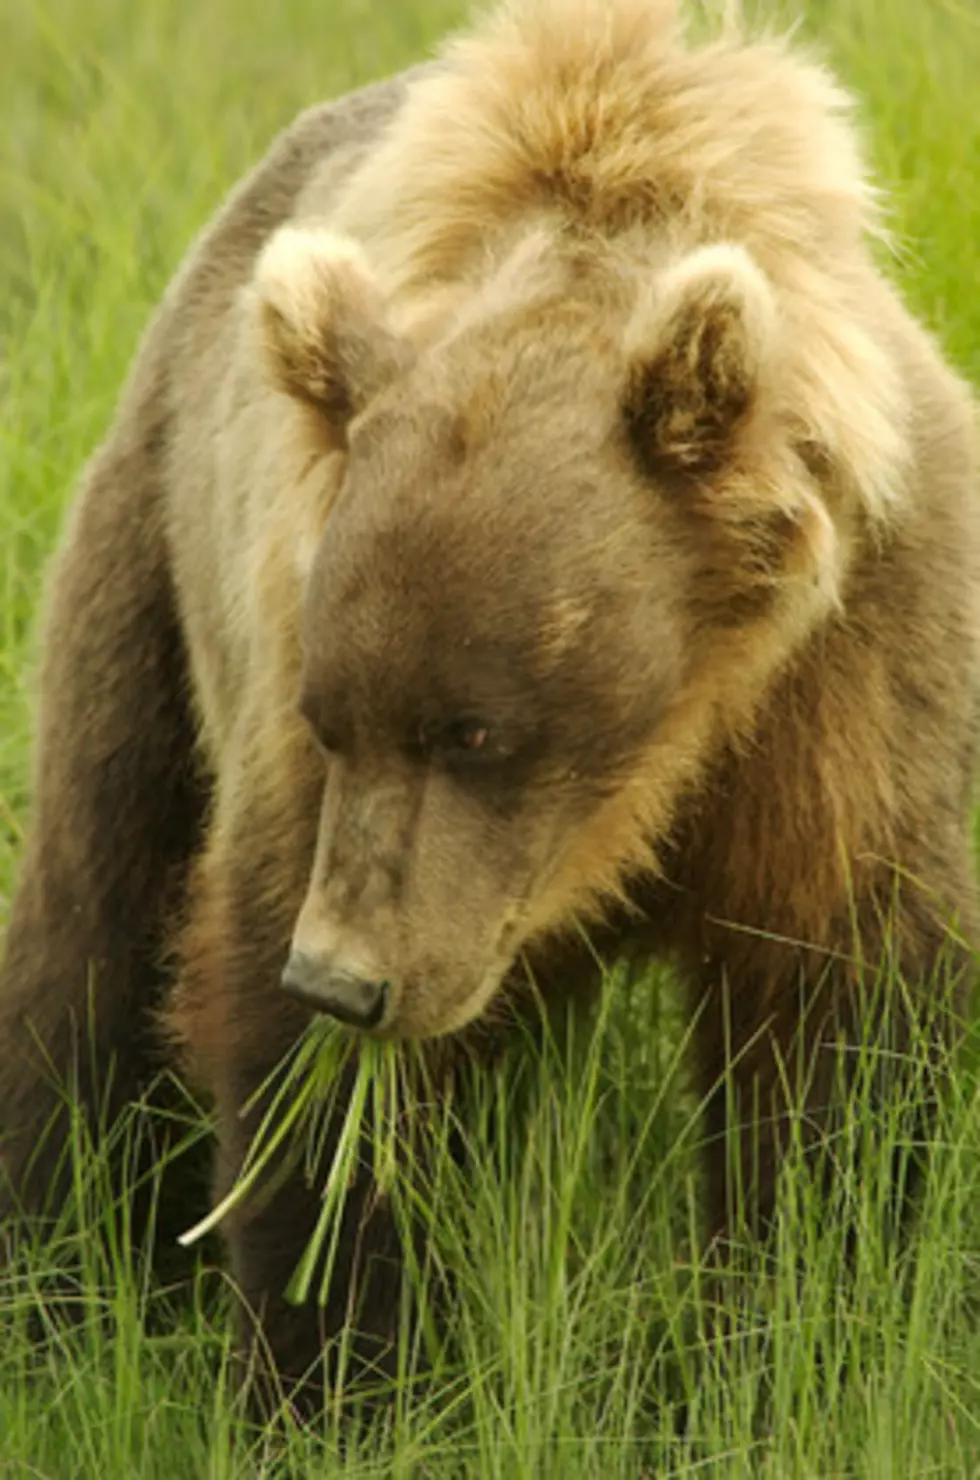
[
  {"left": 292, "top": 374, "right": 687, "bottom": 1035},
  {"left": 255, "top": 226, "right": 841, "bottom": 1038}
]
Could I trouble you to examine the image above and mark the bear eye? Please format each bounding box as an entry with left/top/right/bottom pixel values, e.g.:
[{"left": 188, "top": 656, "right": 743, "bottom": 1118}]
[
  {"left": 439, "top": 717, "right": 520, "bottom": 771},
  {"left": 443, "top": 719, "right": 490, "bottom": 755},
  {"left": 406, "top": 717, "right": 508, "bottom": 767}
]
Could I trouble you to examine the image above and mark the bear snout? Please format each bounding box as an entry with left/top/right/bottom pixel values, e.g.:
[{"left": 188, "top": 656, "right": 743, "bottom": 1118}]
[{"left": 280, "top": 949, "right": 390, "bottom": 1031}]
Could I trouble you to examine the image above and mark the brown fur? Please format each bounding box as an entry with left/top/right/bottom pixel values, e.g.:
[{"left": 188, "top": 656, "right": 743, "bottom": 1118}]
[{"left": 1, "top": 0, "right": 977, "bottom": 1413}]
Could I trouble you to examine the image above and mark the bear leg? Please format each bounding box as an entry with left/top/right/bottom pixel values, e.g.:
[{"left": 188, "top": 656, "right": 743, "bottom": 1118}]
[{"left": 0, "top": 425, "right": 208, "bottom": 1260}]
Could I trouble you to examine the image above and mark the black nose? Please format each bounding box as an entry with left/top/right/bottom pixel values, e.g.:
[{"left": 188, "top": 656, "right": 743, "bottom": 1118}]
[{"left": 280, "top": 950, "right": 389, "bottom": 1029}]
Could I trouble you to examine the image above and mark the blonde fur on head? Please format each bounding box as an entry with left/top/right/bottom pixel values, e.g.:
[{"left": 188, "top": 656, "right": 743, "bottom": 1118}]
[
  {"left": 332, "top": 0, "right": 878, "bottom": 272},
  {"left": 327, "top": 0, "right": 910, "bottom": 522}
]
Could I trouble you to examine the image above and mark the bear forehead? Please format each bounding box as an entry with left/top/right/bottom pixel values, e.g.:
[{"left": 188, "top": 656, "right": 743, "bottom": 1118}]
[
  {"left": 349, "top": 340, "right": 621, "bottom": 489},
  {"left": 300, "top": 468, "right": 683, "bottom": 776},
  {"left": 304, "top": 495, "right": 602, "bottom": 684},
  {"left": 309, "top": 421, "right": 663, "bottom": 652}
]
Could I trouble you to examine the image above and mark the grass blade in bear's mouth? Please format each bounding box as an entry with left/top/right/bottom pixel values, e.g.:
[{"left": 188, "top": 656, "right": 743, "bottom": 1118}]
[{"left": 178, "top": 1019, "right": 406, "bottom": 1310}]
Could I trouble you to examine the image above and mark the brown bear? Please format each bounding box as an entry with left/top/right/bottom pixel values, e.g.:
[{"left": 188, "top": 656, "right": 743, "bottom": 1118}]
[{"left": 1, "top": 0, "right": 978, "bottom": 1412}]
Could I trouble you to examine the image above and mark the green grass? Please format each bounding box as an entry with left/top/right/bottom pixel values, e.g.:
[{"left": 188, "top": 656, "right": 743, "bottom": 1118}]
[
  {"left": 2, "top": 973, "right": 980, "bottom": 1475},
  {"left": 1, "top": 0, "right": 979, "bottom": 1474}
]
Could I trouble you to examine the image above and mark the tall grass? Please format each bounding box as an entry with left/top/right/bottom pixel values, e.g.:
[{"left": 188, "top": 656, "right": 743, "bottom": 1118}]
[
  {"left": 2, "top": 0, "right": 979, "bottom": 1473},
  {"left": 2, "top": 964, "right": 979, "bottom": 1474}
]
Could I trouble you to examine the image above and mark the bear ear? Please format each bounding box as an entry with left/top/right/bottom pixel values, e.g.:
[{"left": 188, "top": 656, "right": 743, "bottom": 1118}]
[
  {"left": 622, "top": 243, "right": 777, "bottom": 479},
  {"left": 252, "top": 226, "right": 414, "bottom": 446}
]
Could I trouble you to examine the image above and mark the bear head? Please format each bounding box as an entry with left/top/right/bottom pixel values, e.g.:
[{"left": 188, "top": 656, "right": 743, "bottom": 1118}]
[{"left": 252, "top": 223, "right": 843, "bottom": 1038}]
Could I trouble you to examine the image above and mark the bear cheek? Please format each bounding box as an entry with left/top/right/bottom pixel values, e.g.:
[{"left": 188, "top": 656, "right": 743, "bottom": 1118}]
[{"left": 390, "top": 859, "right": 537, "bottom": 1038}]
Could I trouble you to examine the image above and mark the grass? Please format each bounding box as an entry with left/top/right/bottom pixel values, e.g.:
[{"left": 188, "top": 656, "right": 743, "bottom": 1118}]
[
  {"left": 1, "top": 0, "right": 979, "bottom": 1473},
  {"left": 2, "top": 971, "right": 980, "bottom": 1475}
]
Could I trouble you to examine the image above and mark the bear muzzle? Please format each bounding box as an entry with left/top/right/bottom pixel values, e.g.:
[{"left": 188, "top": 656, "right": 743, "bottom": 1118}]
[{"left": 280, "top": 948, "right": 390, "bottom": 1030}]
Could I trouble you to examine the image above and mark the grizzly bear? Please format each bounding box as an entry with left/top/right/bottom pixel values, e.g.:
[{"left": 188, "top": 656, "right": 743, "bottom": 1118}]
[{"left": 1, "top": 0, "right": 978, "bottom": 1412}]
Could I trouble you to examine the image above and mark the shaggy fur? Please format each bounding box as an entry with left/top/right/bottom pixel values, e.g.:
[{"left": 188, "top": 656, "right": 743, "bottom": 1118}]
[{"left": 1, "top": 0, "right": 977, "bottom": 1413}]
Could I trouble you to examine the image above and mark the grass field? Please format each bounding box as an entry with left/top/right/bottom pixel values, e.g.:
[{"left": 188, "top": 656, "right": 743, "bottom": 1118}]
[{"left": 2, "top": 0, "right": 980, "bottom": 1474}]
